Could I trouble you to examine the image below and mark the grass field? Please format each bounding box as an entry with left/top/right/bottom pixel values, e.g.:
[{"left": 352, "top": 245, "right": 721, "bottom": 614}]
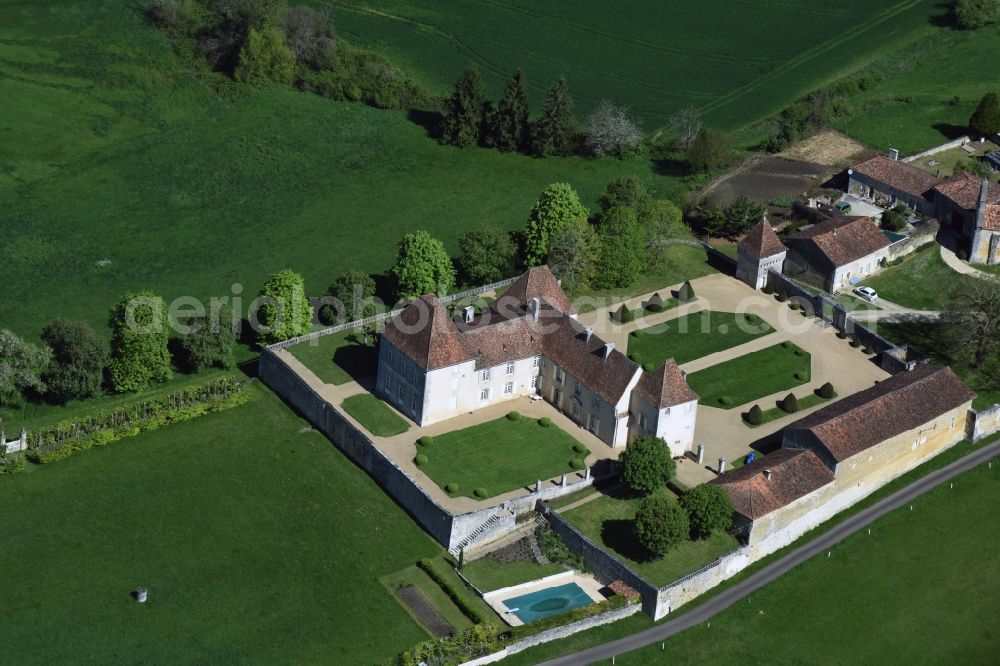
[
  {"left": 332, "top": 0, "right": 942, "bottom": 130},
  {"left": 687, "top": 342, "right": 811, "bottom": 408},
  {"left": 460, "top": 558, "right": 566, "bottom": 593},
  {"left": 380, "top": 564, "right": 475, "bottom": 633},
  {"left": 342, "top": 393, "right": 411, "bottom": 436},
  {"left": 560, "top": 488, "right": 739, "bottom": 587},
  {"left": 418, "top": 416, "right": 586, "bottom": 499},
  {"left": 628, "top": 311, "right": 774, "bottom": 367},
  {"left": 0, "top": 383, "right": 442, "bottom": 664},
  {"left": 287, "top": 331, "right": 377, "bottom": 385},
  {"left": 864, "top": 244, "right": 979, "bottom": 311}
]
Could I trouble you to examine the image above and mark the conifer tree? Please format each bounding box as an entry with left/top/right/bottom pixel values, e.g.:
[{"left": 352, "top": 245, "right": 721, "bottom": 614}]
[
  {"left": 531, "top": 76, "right": 576, "bottom": 156},
  {"left": 440, "top": 68, "right": 486, "bottom": 148},
  {"left": 493, "top": 69, "right": 530, "bottom": 152}
]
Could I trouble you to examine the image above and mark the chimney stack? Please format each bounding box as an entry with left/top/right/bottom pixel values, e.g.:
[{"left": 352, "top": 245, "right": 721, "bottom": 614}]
[
  {"left": 529, "top": 297, "right": 541, "bottom": 322},
  {"left": 763, "top": 469, "right": 772, "bottom": 481},
  {"left": 463, "top": 305, "right": 475, "bottom": 324},
  {"left": 603, "top": 341, "right": 615, "bottom": 359},
  {"left": 718, "top": 457, "right": 727, "bottom": 474},
  {"left": 585, "top": 326, "right": 594, "bottom": 342},
  {"left": 888, "top": 148, "right": 900, "bottom": 161}
]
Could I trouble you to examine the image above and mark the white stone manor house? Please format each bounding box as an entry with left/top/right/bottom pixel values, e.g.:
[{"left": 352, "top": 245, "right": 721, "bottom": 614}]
[{"left": 377, "top": 266, "right": 698, "bottom": 456}]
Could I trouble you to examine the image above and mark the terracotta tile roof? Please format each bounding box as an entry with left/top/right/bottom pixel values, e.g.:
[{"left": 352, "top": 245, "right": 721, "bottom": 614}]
[
  {"left": 635, "top": 360, "right": 699, "bottom": 408},
  {"left": 983, "top": 205, "right": 1000, "bottom": 231},
  {"left": 850, "top": 153, "right": 941, "bottom": 198},
  {"left": 381, "top": 295, "right": 473, "bottom": 370},
  {"left": 709, "top": 448, "right": 834, "bottom": 520},
  {"left": 460, "top": 315, "right": 544, "bottom": 369},
  {"left": 784, "top": 365, "right": 975, "bottom": 463},
  {"left": 792, "top": 216, "right": 890, "bottom": 267},
  {"left": 738, "top": 220, "right": 787, "bottom": 258},
  {"left": 933, "top": 172, "right": 1000, "bottom": 211},
  {"left": 493, "top": 265, "right": 576, "bottom": 317}
]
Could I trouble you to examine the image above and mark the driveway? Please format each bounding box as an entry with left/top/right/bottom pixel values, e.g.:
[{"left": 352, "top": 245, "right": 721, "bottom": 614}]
[{"left": 838, "top": 194, "right": 884, "bottom": 218}]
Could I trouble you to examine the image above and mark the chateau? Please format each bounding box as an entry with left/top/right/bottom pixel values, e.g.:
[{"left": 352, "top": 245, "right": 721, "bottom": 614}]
[{"left": 377, "top": 266, "right": 699, "bottom": 456}]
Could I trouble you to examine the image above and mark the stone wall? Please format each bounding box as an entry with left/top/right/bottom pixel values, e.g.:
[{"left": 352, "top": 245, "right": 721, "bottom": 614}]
[
  {"left": 968, "top": 403, "right": 1000, "bottom": 441},
  {"left": 902, "top": 136, "right": 971, "bottom": 163},
  {"left": 0, "top": 429, "right": 28, "bottom": 455}
]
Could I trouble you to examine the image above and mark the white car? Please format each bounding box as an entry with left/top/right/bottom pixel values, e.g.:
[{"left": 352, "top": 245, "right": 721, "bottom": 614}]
[{"left": 853, "top": 286, "right": 879, "bottom": 302}]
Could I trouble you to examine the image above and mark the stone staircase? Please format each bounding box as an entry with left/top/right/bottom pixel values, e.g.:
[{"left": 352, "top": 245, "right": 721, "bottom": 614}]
[{"left": 449, "top": 509, "right": 511, "bottom": 557}]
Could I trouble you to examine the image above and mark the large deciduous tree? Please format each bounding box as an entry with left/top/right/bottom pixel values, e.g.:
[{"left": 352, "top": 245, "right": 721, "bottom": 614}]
[
  {"left": 970, "top": 92, "right": 1000, "bottom": 136},
  {"left": 688, "top": 128, "right": 732, "bottom": 173},
  {"left": 393, "top": 231, "right": 456, "bottom": 299},
  {"left": 619, "top": 436, "right": 676, "bottom": 495},
  {"left": 547, "top": 218, "right": 600, "bottom": 294},
  {"left": 584, "top": 100, "right": 643, "bottom": 157},
  {"left": 594, "top": 205, "right": 647, "bottom": 289},
  {"left": 953, "top": 0, "right": 1000, "bottom": 28},
  {"left": 441, "top": 68, "right": 486, "bottom": 148},
  {"left": 458, "top": 228, "right": 518, "bottom": 285},
  {"left": 0, "top": 330, "right": 50, "bottom": 408},
  {"left": 255, "top": 270, "right": 314, "bottom": 345},
  {"left": 234, "top": 26, "right": 296, "bottom": 86},
  {"left": 531, "top": 76, "right": 576, "bottom": 156},
  {"left": 634, "top": 494, "right": 690, "bottom": 558},
  {"left": 600, "top": 175, "right": 651, "bottom": 213},
  {"left": 680, "top": 484, "right": 734, "bottom": 538},
  {"left": 179, "top": 305, "right": 238, "bottom": 372},
  {"left": 322, "top": 270, "right": 377, "bottom": 324},
  {"left": 523, "top": 182, "right": 589, "bottom": 266},
  {"left": 668, "top": 107, "right": 703, "bottom": 152},
  {"left": 640, "top": 198, "right": 686, "bottom": 268},
  {"left": 40, "top": 320, "right": 107, "bottom": 404},
  {"left": 108, "top": 291, "right": 172, "bottom": 393},
  {"left": 950, "top": 280, "right": 1000, "bottom": 370},
  {"left": 698, "top": 196, "right": 765, "bottom": 240}
]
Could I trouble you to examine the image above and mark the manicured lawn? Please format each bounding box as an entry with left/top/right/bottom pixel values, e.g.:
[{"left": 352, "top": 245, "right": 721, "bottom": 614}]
[
  {"left": 380, "top": 564, "right": 475, "bottom": 633},
  {"left": 628, "top": 311, "right": 775, "bottom": 367},
  {"left": 418, "top": 416, "right": 587, "bottom": 499},
  {"left": 0, "top": 383, "right": 442, "bottom": 664},
  {"left": 460, "top": 559, "right": 567, "bottom": 593},
  {"left": 560, "top": 488, "right": 739, "bottom": 587},
  {"left": 287, "top": 330, "right": 377, "bottom": 385},
  {"left": 686, "top": 342, "right": 811, "bottom": 408},
  {"left": 342, "top": 393, "right": 410, "bottom": 437},
  {"left": 864, "top": 244, "right": 980, "bottom": 311}
]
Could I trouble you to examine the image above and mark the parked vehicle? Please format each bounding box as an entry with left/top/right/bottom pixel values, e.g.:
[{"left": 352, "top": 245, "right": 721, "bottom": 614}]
[
  {"left": 853, "top": 286, "right": 879, "bottom": 302},
  {"left": 835, "top": 200, "right": 852, "bottom": 214}
]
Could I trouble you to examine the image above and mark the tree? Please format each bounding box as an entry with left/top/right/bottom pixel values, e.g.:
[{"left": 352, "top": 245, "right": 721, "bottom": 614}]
[
  {"left": 547, "top": 218, "right": 600, "bottom": 294},
  {"left": 780, "top": 392, "right": 800, "bottom": 413},
  {"left": 282, "top": 5, "right": 336, "bottom": 69},
  {"left": 0, "top": 330, "right": 50, "bottom": 407},
  {"left": 680, "top": 484, "right": 734, "bottom": 538},
  {"left": 393, "top": 231, "right": 456, "bottom": 299},
  {"left": 969, "top": 92, "right": 1000, "bottom": 136},
  {"left": 234, "top": 26, "right": 295, "bottom": 86},
  {"left": 322, "top": 270, "right": 377, "bottom": 324},
  {"left": 600, "top": 176, "right": 650, "bottom": 213},
  {"left": 950, "top": 280, "right": 1000, "bottom": 370},
  {"left": 745, "top": 404, "right": 764, "bottom": 425},
  {"left": 954, "top": 0, "right": 1000, "bottom": 29},
  {"left": 594, "top": 206, "right": 646, "bottom": 289},
  {"left": 640, "top": 199, "right": 685, "bottom": 268},
  {"left": 179, "top": 305, "right": 237, "bottom": 372},
  {"left": 523, "top": 183, "right": 590, "bottom": 266},
  {"left": 699, "top": 197, "right": 765, "bottom": 240},
  {"left": 688, "top": 128, "right": 732, "bottom": 173},
  {"left": 440, "top": 68, "right": 486, "bottom": 148},
  {"left": 634, "top": 494, "right": 690, "bottom": 558},
  {"left": 881, "top": 204, "right": 910, "bottom": 232},
  {"left": 458, "top": 228, "right": 518, "bottom": 285},
  {"left": 668, "top": 107, "right": 703, "bottom": 152},
  {"left": 492, "top": 69, "right": 530, "bottom": 152},
  {"left": 108, "top": 291, "right": 172, "bottom": 393},
  {"left": 255, "top": 270, "right": 314, "bottom": 345},
  {"left": 584, "top": 100, "right": 643, "bottom": 157},
  {"left": 531, "top": 76, "right": 576, "bottom": 156},
  {"left": 619, "top": 436, "right": 676, "bottom": 495},
  {"left": 40, "top": 320, "right": 107, "bottom": 404}
]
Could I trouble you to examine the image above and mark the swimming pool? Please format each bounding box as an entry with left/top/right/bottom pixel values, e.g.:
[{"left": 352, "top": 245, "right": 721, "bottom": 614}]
[{"left": 501, "top": 582, "right": 597, "bottom": 624}]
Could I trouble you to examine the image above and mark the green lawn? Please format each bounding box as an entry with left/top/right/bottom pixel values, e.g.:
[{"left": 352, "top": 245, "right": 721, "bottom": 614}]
[
  {"left": 578, "top": 245, "right": 721, "bottom": 304},
  {"left": 287, "top": 330, "right": 377, "bottom": 385},
  {"left": 418, "top": 416, "right": 587, "bottom": 499},
  {"left": 380, "top": 564, "right": 475, "bottom": 633},
  {"left": 864, "top": 244, "right": 979, "bottom": 311},
  {"left": 341, "top": 393, "right": 411, "bottom": 437},
  {"left": 560, "top": 488, "right": 739, "bottom": 587},
  {"left": 628, "top": 311, "right": 775, "bottom": 367},
  {"left": 743, "top": 391, "right": 833, "bottom": 427},
  {"left": 0, "top": 383, "right": 442, "bottom": 664},
  {"left": 687, "top": 342, "right": 811, "bottom": 408},
  {"left": 460, "top": 558, "right": 566, "bottom": 593}
]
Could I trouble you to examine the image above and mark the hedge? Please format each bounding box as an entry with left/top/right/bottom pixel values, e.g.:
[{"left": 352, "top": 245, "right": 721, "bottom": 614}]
[
  {"left": 538, "top": 417, "right": 552, "bottom": 428},
  {"left": 569, "top": 458, "right": 585, "bottom": 470},
  {"left": 473, "top": 487, "right": 488, "bottom": 498},
  {"left": 26, "top": 378, "right": 252, "bottom": 464},
  {"left": 506, "top": 411, "right": 522, "bottom": 421},
  {"left": 745, "top": 404, "right": 764, "bottom": 425},
  {"left": 414, "top": 453, "right": 428, "bottom": 466},
  {"left": 445, "top": 482, "right": 459, "bottom": 494},
  {"left": 415, "top": 558, "right": 484, "bottom": 624},
  {"left": 417, "top": 436, "right": 434, "bottom": 448},
  {"left": 817, "top": 382, "right": 836, "bottom": 399},
  {"left": 0, "top": 454, "right": 27, "bottom": 475}
]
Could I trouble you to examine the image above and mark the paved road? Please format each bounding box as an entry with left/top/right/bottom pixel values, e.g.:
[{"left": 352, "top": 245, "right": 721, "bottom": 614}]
[{"left": 540, "top": 439, "right": 1000, "bottom": 665}]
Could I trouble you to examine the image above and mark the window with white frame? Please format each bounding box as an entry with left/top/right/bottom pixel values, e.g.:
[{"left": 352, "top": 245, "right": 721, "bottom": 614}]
[
  {"left": 532, "top": 356, "right": 540, "bottom": 367},
  {"left": 591, "top": 395, "right": 598, "bottom": 409},
  {"left": 479, "top": 388, "right": 489, "bottom": 401},
  {"left": 397, "top": 384, "right": 404, "bottom": 401},
  {"left": 506, "top": 362, "right": 515, "bottom": 375},
  {"left": 530, "top": 376, "right": 538, "bottom": 389},
  {"left": 574, "top": 380, "right": 581, "bottom": 395},
  {"left": 480, "top": 369, "right": 491, "bottom": 382},
  {"left": 555, "top": 367, "right": 565, "bottom": 383},
  {"left": 504, "top": 382, "right": 513, "bottom": 394}
]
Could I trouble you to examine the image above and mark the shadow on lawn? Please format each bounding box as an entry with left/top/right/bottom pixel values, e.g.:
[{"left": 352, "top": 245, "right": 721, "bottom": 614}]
[
  {"left": 333, "top": 341, "right": 379, "bottom": 383},
  {"left": 600, "top": 518, "right": 655, "bottom": 563}
]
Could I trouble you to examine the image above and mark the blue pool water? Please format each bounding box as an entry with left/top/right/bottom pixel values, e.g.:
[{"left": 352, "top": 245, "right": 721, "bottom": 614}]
[
  {"left": 883, "top": 230, "right": 906, "bottom": 243},
  {"left": 501, "top": 582, "right": 596, "bottom": 624}
]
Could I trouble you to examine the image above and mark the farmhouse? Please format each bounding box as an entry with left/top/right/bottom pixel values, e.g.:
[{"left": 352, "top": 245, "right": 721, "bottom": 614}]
[
  {"left": 784, "top": 216, "right": 892, "bottom": 291},
  {"left": 377, "top": 266, "right": 699, "bottom": 455},
  {"left": 735, "top": 218, "right": 787, "bottom": 290},
  {"left": 847, "top": 152, "right": 940, "bottom": 215},
  {"left": 712, "top": 364, "right": 975, "bottom": 545},
  {"left": 933, "top": 172, "right": 1000, "bottom": 264}
]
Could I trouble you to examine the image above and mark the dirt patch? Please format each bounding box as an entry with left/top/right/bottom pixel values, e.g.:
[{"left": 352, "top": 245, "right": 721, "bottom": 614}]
[
  {"left": 701, "top": 157, "right": 829, "bottom": 205},
  {"left": 780, "top": 130, "right": 870, "bottom": 168},
  {"left": 395, "top": 585, "right": 455, "bottom": 637}
]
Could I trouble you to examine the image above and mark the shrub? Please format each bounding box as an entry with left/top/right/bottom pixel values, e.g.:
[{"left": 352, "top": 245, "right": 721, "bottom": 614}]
[
  {"left": 538, "top": 417, "right": 552, "bottom": 428},
  {"left": 864, "top": 345, "right": 875, "bottom": 355},
  {"left": 776, "top": 288, "right": 788, "bottom": 302},
  {"left": 677, "top": 280, "right": 696, "bottom": 303},
  {"left": 794, "top": 348, "right": 805, "bottom": 356},
  {"left": 414, "top": 453, "right": 428, "bottom": 466},
  {"left": 629, "top": 352, "right": 643, "bottom": 365},
  {"left": 719, "top": 396, "right": 734, "bottom": 406},
  {"left": 837, "top": 330, "right": 848, "bottom": 339},
  {"left": 781, "top": 341, "right": 792, "bottom": 349},
  {"left": 630, "top": 329, "right": 644, "bottom": 339},
  {"left": 417, "top": 436, "right": 434, "bottom": 448},
  {"left": 645, "top": 293, "right": 664, "bottom": 313},
  {"left": 473, "top": 488, "right": 488, "bottom": 499},
  {"left": 506, "top": 411, "right": 522, "bottom": 421},
  {"left": 611, "top": 304, "right": 634, "bottom": 323},
  {"left": 957, "top": 249, "right": 969, "bottom": 261},
  {"left": 850, "top": 336, "right": 863, "bottom": 348},
  {"left": 794, "top": 371, "right": 806, "bottom": 381},
  {"left": 780, "top": 393, "right": 800, "bottom": 413},
  {"left": 445, "top": 483, "right": 459, "bottom": 494},
  {"left": 642, "top": 362, "right": 655, "bottom": 372},
  {"left": 570, "top": 458, "right": 586, "bottom": 470},
  {"left": 745, "top": 404, "right": 764, "bottom": 425},
  {"left": 762, "top": 283, "right": 774, "bottom": 295},
  {"left": 789, "top": 302, "right": 801, "bottom": 311},
  {"left": 0, "top": 454, "right": 27, "bottom": 475},
  {"left": 572, "top": 443, "right": 588, "bottom": 454},
  {"left": 817, "top": 382, "right": 836, "bottom": 399}
]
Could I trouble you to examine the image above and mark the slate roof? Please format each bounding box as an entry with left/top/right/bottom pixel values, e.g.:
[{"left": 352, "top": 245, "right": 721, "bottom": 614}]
[
  {"left": 738, "top": 220, "right": 787, "bottom": 259},
  {"left": 635, "top": 360, "right": 699, "bottom": 408},
  {"left": 783, "top": 365, "right": 975, "bottom": 463},
  {"left": 792, "top": 216, "right": 890, "bottom": 267},
  {"left": 850, "top": 154, "right": 941, "bottom": 198},
  {"left": 709, "top": 448, "right": 834, "bottom": 520}
]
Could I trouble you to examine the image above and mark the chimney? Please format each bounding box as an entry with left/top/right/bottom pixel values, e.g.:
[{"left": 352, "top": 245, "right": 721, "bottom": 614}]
[
  {"left": 718, "top": 457, "right": 727, "bottom": 474},
  {"left": 888, "top": 148, "right": 900, "bottom": 161},
  {"left": 584, "top": 326, "right": 594, "bottom": 342},
  {"left": 763, "top": 469, "right": 772, "bottom": 481},
  {"left": 975, "top": 179, "right": 990, "bottom": 229},
  {"left": 529, "top": 297, "right": 541, "bottom": 322},
  {"left": 463, "top": 305, "right": 475, "bottom": 324},
  {"left": 603, "top": 341, "right": 615, "bottom": 359}
]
